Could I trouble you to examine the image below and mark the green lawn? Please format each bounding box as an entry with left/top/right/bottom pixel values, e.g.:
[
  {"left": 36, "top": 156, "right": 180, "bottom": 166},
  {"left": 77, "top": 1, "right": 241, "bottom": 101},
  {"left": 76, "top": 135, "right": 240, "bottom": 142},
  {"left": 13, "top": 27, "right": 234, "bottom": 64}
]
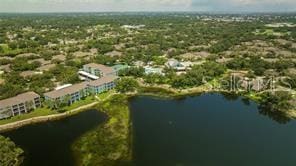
[
  {"left": 0, "top": 108, "right": 56, "bottom": 125},
  {"left": 62, "top": 96, "right": 97, "bottom": 112},
  {"left": 96, "top": 90, "right": 116, "bottom": 101},
  {"left": 0, "top": 96, "right": 97, "bottom": 125}
]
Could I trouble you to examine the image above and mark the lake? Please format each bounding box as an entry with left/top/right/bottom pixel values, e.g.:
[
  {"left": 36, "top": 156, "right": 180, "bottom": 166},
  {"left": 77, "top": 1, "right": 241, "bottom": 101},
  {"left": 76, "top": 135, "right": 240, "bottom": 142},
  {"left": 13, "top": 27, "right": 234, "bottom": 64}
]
[
  {"left": 2, "top": 93, "right": 296, "bottom": 166},
  {"left": 2, "top": 110, "right": 106, "bottom": 166},
  {"left": 130, "top": 93, "right": 296, "bottom": 166}
]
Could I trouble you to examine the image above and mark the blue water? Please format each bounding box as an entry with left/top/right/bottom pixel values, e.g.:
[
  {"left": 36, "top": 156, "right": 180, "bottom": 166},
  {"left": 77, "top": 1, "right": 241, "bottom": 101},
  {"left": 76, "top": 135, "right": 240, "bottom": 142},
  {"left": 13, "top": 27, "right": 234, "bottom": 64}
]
[
  {"left": 130, "top": 93, "right": 296, "bottom": 166},
  {"left": 2, "top": 110, "right": 106, "bottom": 166}
]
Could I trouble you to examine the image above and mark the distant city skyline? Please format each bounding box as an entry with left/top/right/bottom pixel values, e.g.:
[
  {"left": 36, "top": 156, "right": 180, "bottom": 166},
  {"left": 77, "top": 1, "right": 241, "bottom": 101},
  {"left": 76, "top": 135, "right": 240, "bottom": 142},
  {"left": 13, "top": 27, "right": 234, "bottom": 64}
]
[{"left": 0, "top": 0, "right": 295, "bottom": 13}]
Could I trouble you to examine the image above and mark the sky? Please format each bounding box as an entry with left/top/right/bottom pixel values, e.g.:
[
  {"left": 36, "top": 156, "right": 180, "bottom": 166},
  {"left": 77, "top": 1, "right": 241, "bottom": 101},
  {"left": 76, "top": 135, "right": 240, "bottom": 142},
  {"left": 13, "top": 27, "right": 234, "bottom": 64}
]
[{"left": 0, "top": 0, "right": 295, "bottom": 13}]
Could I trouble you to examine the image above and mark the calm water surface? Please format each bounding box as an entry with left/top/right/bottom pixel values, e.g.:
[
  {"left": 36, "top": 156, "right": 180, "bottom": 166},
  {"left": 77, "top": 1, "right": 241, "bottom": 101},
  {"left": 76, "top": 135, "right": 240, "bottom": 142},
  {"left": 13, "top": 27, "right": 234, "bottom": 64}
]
[
  {"left": 3, "top": 93, "right": 296, "bottom": 166},
  {"left": 130, "top": 93, "right": 296, "bottom": 166},
  {"left": 3, "top": 110, "right": 106, "bottom": 166}
]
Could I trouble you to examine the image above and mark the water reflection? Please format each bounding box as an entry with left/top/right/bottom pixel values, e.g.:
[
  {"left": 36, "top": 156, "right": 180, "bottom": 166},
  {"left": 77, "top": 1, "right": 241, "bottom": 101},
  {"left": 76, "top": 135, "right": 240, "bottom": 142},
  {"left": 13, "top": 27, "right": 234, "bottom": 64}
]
[
  {"left": 3, "top": 110, "right": 106, "bottom": 166},
  {"left": 130, "top": 93, "right": 296, "bottom": 166},
  {"left": 258, "top": 105, "right": 292, "bottom": 124}
]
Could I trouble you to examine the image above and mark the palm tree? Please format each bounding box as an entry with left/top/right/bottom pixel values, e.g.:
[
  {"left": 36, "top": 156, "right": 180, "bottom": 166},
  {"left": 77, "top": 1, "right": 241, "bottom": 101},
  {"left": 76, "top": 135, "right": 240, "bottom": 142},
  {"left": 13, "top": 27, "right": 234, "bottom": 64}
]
[{"left": 62, "top": 95, "right": 72, "bottom": 106}]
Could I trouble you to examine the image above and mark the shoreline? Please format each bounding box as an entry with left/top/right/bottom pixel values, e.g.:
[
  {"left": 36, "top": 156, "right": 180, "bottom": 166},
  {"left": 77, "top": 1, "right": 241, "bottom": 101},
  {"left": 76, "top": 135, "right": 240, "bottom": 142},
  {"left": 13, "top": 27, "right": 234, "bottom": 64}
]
[
  {"left": 136, "top": 85, "right": 296, "bottom": 119},
  {"left": 72, "top": 94, "right": 131, "bottom": 165},
  {"left": 0, "top": 101, "right": 99, "bottom": 133},
  {"left": 1, "top": 85, "right": 295, "bottom": 132},
  {"left": 1, "top": 87, "right": 295, "bottom": 165}
]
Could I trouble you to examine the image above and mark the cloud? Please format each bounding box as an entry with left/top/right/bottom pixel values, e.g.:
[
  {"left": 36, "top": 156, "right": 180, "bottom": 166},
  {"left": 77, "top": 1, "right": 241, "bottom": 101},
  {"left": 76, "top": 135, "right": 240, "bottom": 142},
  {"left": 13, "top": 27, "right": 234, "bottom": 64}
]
[
  {"left": 0, "top": 0, "right": 192, "bottom": 12},
  {"left": 191, "top": 0, "right": 296, "bottom": 12},
  {"left": 0, "top": 0, "right": 295, "bottom": 12}
]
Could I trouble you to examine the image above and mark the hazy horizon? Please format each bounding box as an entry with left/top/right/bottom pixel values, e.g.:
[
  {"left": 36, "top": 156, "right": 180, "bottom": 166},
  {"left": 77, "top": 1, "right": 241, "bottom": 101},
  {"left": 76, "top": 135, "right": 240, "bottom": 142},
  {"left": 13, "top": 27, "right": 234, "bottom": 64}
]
[{"left": 0, "top": 0, "right": 295, "bottom": 13}]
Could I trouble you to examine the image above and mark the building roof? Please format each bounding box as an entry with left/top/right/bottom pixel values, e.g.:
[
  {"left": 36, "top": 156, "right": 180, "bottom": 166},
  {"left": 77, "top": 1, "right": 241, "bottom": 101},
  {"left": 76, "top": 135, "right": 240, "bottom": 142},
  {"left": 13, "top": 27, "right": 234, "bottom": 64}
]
[
  {"left": 29, "top": 58, "right": 51, "bottom": 65},
  {"left": 105, "top": 51, "right": 123, "bottom": 57},
  {"left": 84, "top": 63, "right": 115, "bottom": 74},
  {"left": 78, "top": 71, "right": 99, "bottom": 80},
  {"left": 166, "top": 59, "right": 180, "bottom": 68},
  {"left": 20, "top": 71, "right": 38, "bottom": 77},
  {"left": 144, "top": 67, "right": 163, "bottom": 75},
  {"left": 52, "top": 54, "right": 66, "bottom": 61},
  {"left": 0, "top": 64, "right": 11, "bottom": 72},
  {"left": 16, "top": 53, "right": 39, "bottom": 58},
  {"left": 251, "top": 78, "right": 265, "bottom": 91},
  {"left": 37, "top": 64, "right": 56, "bottom": 71},
  {"left": 44, "top": 82, "right": 87, "bottom": 99},
  {"left": 0, "top": 92, "right": 40, "bottom": 109},
  {"left": 88, "top": 75, "right": 118, "bottom": 87}
]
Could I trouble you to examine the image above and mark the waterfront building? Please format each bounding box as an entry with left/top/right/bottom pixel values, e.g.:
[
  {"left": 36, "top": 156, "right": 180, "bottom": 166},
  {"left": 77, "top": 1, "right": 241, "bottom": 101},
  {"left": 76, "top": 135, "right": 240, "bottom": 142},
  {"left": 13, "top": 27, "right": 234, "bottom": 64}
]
[
  {"left": 44, "top": 82, "right": 88, "bottom": 105},
  {"left": 0, "top": 92, "right": 41, "bottom": 119},
  {"left": 44, "top": 76, "right": 118, "bottom": 105},
  {"left": 88, "top": 75, "right": 118, "bottom": 94}
]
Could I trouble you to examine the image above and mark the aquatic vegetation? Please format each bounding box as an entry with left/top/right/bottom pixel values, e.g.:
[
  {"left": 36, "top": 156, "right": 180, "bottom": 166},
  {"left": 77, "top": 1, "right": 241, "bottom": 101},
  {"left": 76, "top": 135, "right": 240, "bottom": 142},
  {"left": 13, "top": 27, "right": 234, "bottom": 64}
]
[{"left": 72, "top": 94, "right": 131, "bottom": 165}]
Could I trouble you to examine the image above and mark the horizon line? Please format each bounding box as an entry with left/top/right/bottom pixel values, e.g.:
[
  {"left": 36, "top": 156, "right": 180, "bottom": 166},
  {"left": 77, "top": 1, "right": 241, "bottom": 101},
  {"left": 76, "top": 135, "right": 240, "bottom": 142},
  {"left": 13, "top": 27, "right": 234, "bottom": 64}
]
[{"left": 0, "top": 11, "right": 296, "bottom": 14}]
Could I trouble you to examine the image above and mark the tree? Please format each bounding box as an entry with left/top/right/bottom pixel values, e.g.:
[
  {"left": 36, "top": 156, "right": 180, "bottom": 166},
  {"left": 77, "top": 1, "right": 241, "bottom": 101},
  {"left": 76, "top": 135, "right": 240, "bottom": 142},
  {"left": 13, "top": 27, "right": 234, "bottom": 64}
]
[
  {"left": 0, "top": 46, "right": 4, "bottom": 53},
  {"left": 118, "top": 67, "right": 145, "bottom": 78},
  {"left": 144, "top": 73, "right": 167, "bottom": 85},
  {"left": 0, "top": 135, "right": 24, "bottom": 166},
  {"left": 259, "top": 91, "right": 293, "bottom": 112},
  {"left": 44, "top": 99, "right": 55, "bottom": 110},
  {"left": 115, "top": 78, "right": 139, "bottom": 93},
  {"left": 202, "top": 61, "right": 226, "bottom": 77},
  {"left": 0, "top": 83, "right": 24, "bottom": 100},
  {"left": 49, "top": 65, "right": 80, "bottom": 84},
  {"left": 285, "top": 74, "right": 296, "bottom": 89}
]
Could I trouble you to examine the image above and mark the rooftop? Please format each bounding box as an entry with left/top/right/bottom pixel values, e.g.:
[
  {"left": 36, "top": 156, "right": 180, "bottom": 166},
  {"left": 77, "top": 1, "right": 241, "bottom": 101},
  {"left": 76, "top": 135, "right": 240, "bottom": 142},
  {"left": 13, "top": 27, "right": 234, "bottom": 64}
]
[
  {"left": 84, "top": 63, "right": 115, "bottom": 74},
  {"left": 44, "top": 82, "right": 87, "bottom": 99},
  {"left": 78, "top": 70, "right": 100, "bottom": 80},
  {"left": 88, "top": 75, "right": 118, "bottom": 86},
  {"left": 0, "top": 92, "right": 40, "bottom": 109},
  {"left": 37, "top": 64, "right": 56, "bottom": 71}
]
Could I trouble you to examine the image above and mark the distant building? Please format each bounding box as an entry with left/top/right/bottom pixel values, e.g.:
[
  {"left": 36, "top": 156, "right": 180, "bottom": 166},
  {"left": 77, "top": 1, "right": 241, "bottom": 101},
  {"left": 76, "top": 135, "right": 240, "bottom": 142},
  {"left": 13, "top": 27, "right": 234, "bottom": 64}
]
[
  {"left": 165, "top": 59, "right": 186, "bottom": 71},
  {"left": 134, "top": 61, "right": 145, "bottom": 67},
  {"left": 37, "top": 64, "right": 56, "bottom": 72},
  {"left": 81, "top": 63, "right": 116, "bottom": 79},
  {"left": 20, "top": 71, "right": 42, "bottom": 78},
  {"left": 144, "top": 67, "right": 164, "bottom": 75},
  {"left": 0, "top": 92, "right": 41, "bottom": 119},
  {"left": 251, "top": 78, "right": 265, "bottom": 92},
  {"left": 240, "top": 77, "right": 266, "bottom": 92},
  {"left": 121, "top": 25, "right": 145, "bottom": 29}
]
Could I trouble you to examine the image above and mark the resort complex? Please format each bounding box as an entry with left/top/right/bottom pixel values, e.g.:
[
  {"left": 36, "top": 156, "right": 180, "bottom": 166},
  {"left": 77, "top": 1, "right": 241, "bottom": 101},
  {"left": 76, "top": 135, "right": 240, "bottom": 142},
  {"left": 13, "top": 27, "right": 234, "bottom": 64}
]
[{"left": 0, "top": 63, "right": 118, "bottom": 119}]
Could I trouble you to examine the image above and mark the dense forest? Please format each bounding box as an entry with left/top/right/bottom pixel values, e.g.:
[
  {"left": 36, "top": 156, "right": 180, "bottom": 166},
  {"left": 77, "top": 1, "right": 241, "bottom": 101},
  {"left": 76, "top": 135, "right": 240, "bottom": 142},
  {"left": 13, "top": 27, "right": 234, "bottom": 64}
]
[{"left": 0, "top": 13, "right": 295, "bottom": 111}]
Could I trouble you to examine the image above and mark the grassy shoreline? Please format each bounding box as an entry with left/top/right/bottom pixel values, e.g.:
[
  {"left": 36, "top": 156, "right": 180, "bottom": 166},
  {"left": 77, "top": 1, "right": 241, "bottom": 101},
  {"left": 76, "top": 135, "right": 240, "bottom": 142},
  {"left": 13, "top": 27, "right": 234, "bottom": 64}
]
[
  {"left": 72, "top": 94, "right": 132, "bottom": 166},
  {"left": 1, "top": 86, "right": 295, "bottom": 165},
  {"left": 1, "top": 84, "right": 294, "bottom": 131}
]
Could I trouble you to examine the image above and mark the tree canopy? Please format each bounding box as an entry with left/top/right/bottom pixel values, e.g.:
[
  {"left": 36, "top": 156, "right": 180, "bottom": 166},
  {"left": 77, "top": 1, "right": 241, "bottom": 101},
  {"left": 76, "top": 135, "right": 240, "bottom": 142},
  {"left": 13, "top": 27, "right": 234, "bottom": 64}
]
[{"left": 0, "top": 135, "right": 24, "bottom": 166}]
